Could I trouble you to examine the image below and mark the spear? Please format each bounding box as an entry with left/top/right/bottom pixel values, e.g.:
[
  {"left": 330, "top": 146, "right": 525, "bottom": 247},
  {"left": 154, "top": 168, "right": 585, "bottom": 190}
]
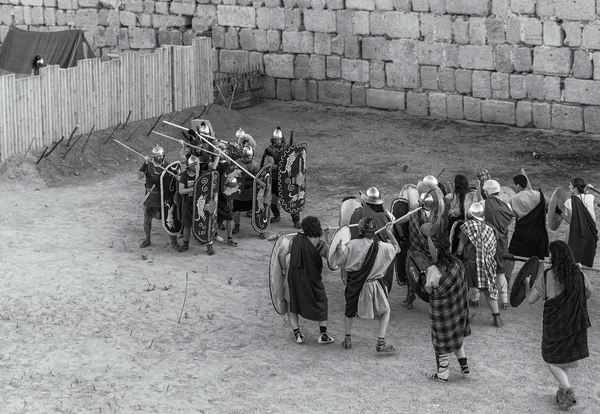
[
  {"left": 163, "top": 120, "right": 265, "bottom": 186},
  {"left": 151, "top": 130, "right": 218, "bottom": 157},
  {"left": 113, "top": 139, "right": 179, "bottom": 179},
  {"left": 503, "top": 254, "right": 600, "bottom": 272}
]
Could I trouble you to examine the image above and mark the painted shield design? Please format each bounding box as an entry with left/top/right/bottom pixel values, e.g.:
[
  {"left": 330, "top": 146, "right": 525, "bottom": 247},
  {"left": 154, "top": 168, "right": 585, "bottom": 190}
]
[
  {"left": 220, "top": 163, "right": 246, "bottom": 201},
  {"left": 405, "top": 250, "right": 432, "bottom": 303},
  {"left": 160, "top": 161, "right": 183, "bottom": 236},
  {"left": 269, "top": 233, "right": 296, "bottom": 315},
  {"left": 278, "top": 144, "right": 307, "bottom": 215},
  {"left": 192, "top": 170, "right": 219, "bottom": 244},
  {"left": 252, "top": 163, "right": 272, "bottom": 233}
]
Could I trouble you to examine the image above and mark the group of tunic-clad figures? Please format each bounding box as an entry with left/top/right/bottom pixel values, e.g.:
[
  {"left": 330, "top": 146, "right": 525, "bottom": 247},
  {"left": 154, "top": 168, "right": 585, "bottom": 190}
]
[{"left": 268, "top": 166, "right": 594, "bottom": 407}]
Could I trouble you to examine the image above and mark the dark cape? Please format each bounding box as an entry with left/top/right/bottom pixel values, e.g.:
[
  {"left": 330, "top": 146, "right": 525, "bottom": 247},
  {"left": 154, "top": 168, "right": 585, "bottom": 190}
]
[
  {"left": 484, "top": 196, "right": 513, "bottom": 273},
  {"left": 392, "top": 199, "right": 410, "bottom": 285},
  {"left": 542, "top": 270, "right": 591, "bottom": 364},
  {"left": 509, "top": 191, "right": 549, "bottom": 258},
  {"left": 287, "top": 234, "right": 328, "bottom": 321},
  {"left": 568, "top": 196, "right": 598, "bottom": 267},
  {"left": 344, "top": 241, "right": 379, "bottom": 318}
]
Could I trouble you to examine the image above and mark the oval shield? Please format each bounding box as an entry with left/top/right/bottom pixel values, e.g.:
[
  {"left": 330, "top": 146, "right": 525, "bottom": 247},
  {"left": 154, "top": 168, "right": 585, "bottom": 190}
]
[
  {"left": 192, "top": 170, "right": 219, "bottom": 244},
  {"left": 269, "top": 234, "right": 295, "bottom": 315},
  {"left": 278, "top": 144, "right": 307, "bottom": 215},
  {"left": 220, "top": 163, "right": 246, "bottom": 201},
  {"left": 405, "top": 249, "right": 432, "bottom": 302},
  {"left": 252, "top": 163, "right": 272, "bottom": 233},
  {"left": 161, "top": 161, "right": 183, "bottom": 236},
  {"left": 548, "top": 187, "right": 571, "bottom": 231}
]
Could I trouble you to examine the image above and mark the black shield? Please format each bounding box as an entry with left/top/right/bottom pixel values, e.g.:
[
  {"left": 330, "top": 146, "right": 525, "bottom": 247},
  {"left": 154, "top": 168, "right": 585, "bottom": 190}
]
[
  {"left": 160, "top": 161, "right": 183, "bottom": 236},
  {"left": 278, "top": 144, "right": 306, "bottom": 214},
  {"left": 192, "top": 170, "right": 219, "bottom": 244}
]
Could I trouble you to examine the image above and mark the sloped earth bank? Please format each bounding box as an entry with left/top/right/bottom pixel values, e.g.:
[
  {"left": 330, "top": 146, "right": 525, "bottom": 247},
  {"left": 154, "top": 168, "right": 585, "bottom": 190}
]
[{"left": 1, "top": 101, "right": 599, "bottom": 413}]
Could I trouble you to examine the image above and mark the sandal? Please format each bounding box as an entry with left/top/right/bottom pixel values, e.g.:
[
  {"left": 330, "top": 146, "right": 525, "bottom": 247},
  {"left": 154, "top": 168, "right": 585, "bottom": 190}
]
[
  {"left": 560, "top": 388, "right": 576, "bottom": 410},
  {"left": 427, "top": 372, "right": 448, "bottom": 382},
  {"left": 228, "top": 238, "right": 238, "bottom": 247},
  {"left": 341, "top": 336, "right": 352, "bottom": 349}
]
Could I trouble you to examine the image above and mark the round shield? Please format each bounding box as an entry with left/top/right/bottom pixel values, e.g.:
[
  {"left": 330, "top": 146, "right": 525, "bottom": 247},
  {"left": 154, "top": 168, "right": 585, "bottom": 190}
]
[
  {"left": 449, "top": 219, "right": 465, "bottom": 255},
  {"left": 548, "top": 187, "right": 571, "bottom": 231},
  {"left": 398, "top": 184, "right": 419, "bottom": 210},
  {"left": 220, "top": 164, "right": 246, "bottom": 201},
  {"left": 510, "top": 256, "right": 543, "bottom": 308},
  {"left": 328, "top": 225, "right": 351, "bottom": 270},
  {"left": 269, "top": 234, "right": 295, "bottom": 315},
  {"left": 405, "top": 250, "right": 432, "bottom": 302},
  {"left": 463, "top": 191, "right": 481, "bottom": 218},
  {"left": 339, "top": 197, "right": 362, "bottom": 227}
]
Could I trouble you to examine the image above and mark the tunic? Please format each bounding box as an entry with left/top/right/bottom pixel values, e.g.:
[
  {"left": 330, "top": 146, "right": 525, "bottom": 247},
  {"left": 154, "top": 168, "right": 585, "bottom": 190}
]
[
  {"left": 139, "top": 161, "right": 166, "bottom": 209},
  {"left": 509, "top": 190, "right": 549, "bottom": 258},
  {"left": 484, "top": 195, "right": 513, "bottom": 273},
  {"left": 460, "top": 219, "right": 498, "bottom": 298}
]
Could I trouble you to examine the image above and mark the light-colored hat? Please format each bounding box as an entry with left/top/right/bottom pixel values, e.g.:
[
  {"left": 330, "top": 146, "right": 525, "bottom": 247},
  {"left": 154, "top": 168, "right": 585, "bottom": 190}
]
[
  {"left": 363, "top": 187, "right": 384, "bottom": 205},
  {"left": 468, "top": 202, "right": 485, "bottom": 221},
  {"left": 483, "top": 179, "right": 501, "bottom": 195}
]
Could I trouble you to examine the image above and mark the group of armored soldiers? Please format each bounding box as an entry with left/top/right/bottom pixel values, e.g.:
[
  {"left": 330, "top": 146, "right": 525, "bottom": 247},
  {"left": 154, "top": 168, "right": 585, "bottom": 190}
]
[{"left": 138, "top": 123, "right": 300, "bottom": 255}]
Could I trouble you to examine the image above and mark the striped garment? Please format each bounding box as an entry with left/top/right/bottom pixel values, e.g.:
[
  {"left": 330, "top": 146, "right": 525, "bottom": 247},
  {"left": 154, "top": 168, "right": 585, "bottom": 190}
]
[
  {"left": 461, "top": 219, "right": 498, "bottom": 298},
  {"left": 429, "top": 258, "right": 471, "bottom": 355}
]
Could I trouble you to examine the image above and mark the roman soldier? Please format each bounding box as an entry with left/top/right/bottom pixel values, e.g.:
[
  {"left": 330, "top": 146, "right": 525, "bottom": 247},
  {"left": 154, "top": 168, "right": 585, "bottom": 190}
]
[
  {"left": 261, "top": 127, "right": 301, "bottom": 229},
  {"left": 138, "top": 145, "right": 179, "bottom": 250},
  {"left": 232, "top": 145, "right": 260, "bottom": 234}
]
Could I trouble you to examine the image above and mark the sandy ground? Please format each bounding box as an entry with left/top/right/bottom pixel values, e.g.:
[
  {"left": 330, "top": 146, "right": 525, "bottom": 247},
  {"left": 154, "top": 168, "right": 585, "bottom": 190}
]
[{"left": 1, "top": 101, "right": 599, "bottom": 413}]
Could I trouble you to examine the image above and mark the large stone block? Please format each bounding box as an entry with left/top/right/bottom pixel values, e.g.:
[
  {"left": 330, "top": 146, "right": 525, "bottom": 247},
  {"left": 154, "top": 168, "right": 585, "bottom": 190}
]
[
  {"left": 482, "top": 100, "right": 515, "bottom": 125},
  {"left": 366, "top": 88, "right": 405, "bottom": 110},
  {"left": 412, "top": 0, "right": 429, "bottom": 12},
  {"left": 217, "top": 5, "right": 256, "bottom": 28},
  {"left": 170, "top": 1, "right": 196, "bottom": 15},
  {"left": 76, "top": 9, "right": 98, "bottom": 27},
  {"left": 533, "top": 47, "right": 571, "bottom": 76},
  {"left": 44, "top": 7, "right": 56, "bottom": 25},
  {"left": 291, "top": 79, "right": 308, "bottom": 101},
  {"left": 506, "top": 17, "right": 521, "bottom": 44},
  {"left": 129, "top": 28, "right": 156, "bottom": 49},
  {"left": 269, "top": 8, "right": 286, "bottom": 30},
  {"left": 390, "top": 39, "right": 416, "bottom": 62},
  {"left": 344, "top": 35, "right": 360, "bottom": 58},
  {"left": 584, "top": 106, "right": 600, "bottom": 133},
  {"left": 516, "top": 101, "right": 533, "bottom": 127},
  {"left": 249, "top": 52, "right": 265, "bottom": 72},
  {"left": 225, "top": 27, "right": 239, "bottom": 49},
  {"left": 331, "top": 35, "right": 344, "bottom": 55},
  {"left": 492, "top": 0, "right": 509, "bottom": 14},
  {"left": 220, "top": 49, "right": 250, "bottom": 72},
  {"left": 472, "top": 70, "right": 492, "bottom": 99},
  {"left": 469, "top": 17, "right": 486, "bottom": 46},
  {"left": 464, "top": 96, "right": 482, "bottom": 121},
  {"left": 582, "top": 24, "right": 600, "bottom": 51},
  {"left": 525, "top": 74, "right": 545, "bottom": 100},
  {"left": 455, "top": 69, "right": 472, "bottom": 94},
  {"left": 255, "top": 9, "right": 269, "bottom": 30},
  {"left": 573, "top": 50, "right": 592, "bottom": 79},
  {"left": 267, "top": 29, "right": 281, "bottom": 51},
  {"left": 552, "top": 104, "right": 583, "bottom": 132},
  {"left": 564, "top": 79, "right": 600, "bottom": 105},
  {"left": 304, "top": 9, "right": 336, "bottom": 33},
  {"left": 514, "top": 47, "right": 532, "bottom": 72},
  {"left": 277, "top": 78, "right": 292, "bottom": 100},
  {"left": 429, "top": 92, "right": 447, "bottom": 119},
  {"left": 318, "top": 80, "right": 351, "bottom": 105},
  {"left": 554, "top": 0, "right": 595, "bottom": 21},
  {"left": 282, "top": 31, "right": 314, "bottom": 54},
  {"left": 239, "top": 29, "right": 268, "bottom": 52},
  {"left": 445, "top": 0, "right": 489, "bottom": 15},
  {"left": 347, "top": 0, "right": 375, "bottom": 9},
  {"left": 430, "top": 0, "right": 446, "bottom": 13},
  {"left": 295, "top": 54, "right": 310, "bottom": 79},
  {"left": 308, "top": 79, "right": 318, "bottom": 102},
  {"left": 354, "top": 11, "right": 370, "bottom": 35},
  {"left": 543, "top": 21, "right": 563, "bottom": 47},
  {"left": 309, "top": 54, "right": 326, "bottom": 79},
  {"left": 264, "top": 53, "right": 294, "bottom": 78},
  {"left": 420, "top": 66, "right": 438, "bottom": 90},
  {"left": 486, "top": 18, "right": 505, "bottom": 45},
  {"left": 523, "top": 17, "right": 542, "bottom": 45},
  {"left": 352, "top": 84, "right": 366, "bottom": 106},
  {"left": 386, "top": 62, "right": 420, "bottom": 88},
  {"left": 337, "top": 10, "right": 353, "bottom": 34},
  {"left": 285, "top": 9, "right": 301, "bottom": 30},
  {"left": 544, "top": 76, "right": 561, "bottom": 101},
  {"left": 341, "top": 58, "right": 369, "bottom": 82},
  {"left": 406, "top": 91, "right": 429, "bottom": 116},
  {"left": 443, "top": 44, "right": 460, "bottom": 67},
  {"left": 384, "top": 12, "right": 419, "bottom": 39},
  {"left": 495, "top": 44, "right": 514, "bottom": 73},
  {"left": 314, "top": 32, "right": 332, "bottom": 55},
  {"left": 439, "top": 67, "right": 455, "bottom": 92},
  {"left": 375, "top": 0, "right": 395, "bottom": 10},
  {"left": 326, "top": 55, "right": 341, "bottom": 78},
  {"left": 453, "top": 17, "right": 469, "bottom": 45},
  {"left": 563, "top": 22, "right": 582, "bottom": 48},
  {"left": 370, "top": 11, "right": 385, "bottom": 35},
  {"left": 417, "top": 41, "right": 443, "bottom": 66},
  {"left": 362, "top": 37, "right": 391, "bottom": 60},
  {"left": 511, "top": 0, "right": 535, "bottom": 14},
  {"left": 458, "top": 46, "right": 495, "bottom": 70},
  {"left": 594, "top": 52, "right": 600, "bottom": 80},
  {"left": 491, "top": 72, "right": 510, "bottom": 99},
  {"left": 532, "top": 102, "right": 551, "bottom": 129},
  {"left": 510, "top": 74, "right": 527, "bottom": 99},
  {"left": 446, "top": 94, "right": 463, "bottom": 120},
  {"left": 370, "top": 60, "right": 386, "bottom": 88}
]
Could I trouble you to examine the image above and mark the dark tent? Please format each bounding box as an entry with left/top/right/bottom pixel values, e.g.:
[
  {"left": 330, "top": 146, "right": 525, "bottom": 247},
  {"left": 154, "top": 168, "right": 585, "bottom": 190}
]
[{"left": 0, "top": 26, "right": 95, "bottom": 78}]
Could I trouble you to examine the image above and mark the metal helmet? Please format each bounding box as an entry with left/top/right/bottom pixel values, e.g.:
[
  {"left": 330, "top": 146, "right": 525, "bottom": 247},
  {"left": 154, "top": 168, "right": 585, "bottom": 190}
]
[
  {"left": 363, "top": 187, "right": 383, "bottom": 205},
  {"left": 236, "top": 128, "right": 245, "bottom": 139},
  {"left": 272, "top": 127, "right": 283, "bottom": 147},
  {"left": 187, "top": 154, "right": 199, "bottom": 167},
  {"left": 468, "top": 202, "right": 485, "bottom": 221},
  {"left": 242, "top": 145, "right": 254, "bottom": 160},
  {"left": 198, "top": 122, "right": 211, "bottom": 136},
  {"left": 151, "top": 145, "right": 164, "bottom": 161}
]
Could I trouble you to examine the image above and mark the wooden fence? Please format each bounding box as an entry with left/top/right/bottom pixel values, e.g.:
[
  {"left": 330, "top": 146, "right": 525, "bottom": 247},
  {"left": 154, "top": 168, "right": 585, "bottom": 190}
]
[{"left": 0, "top": 37, "right": 212, "bottom": 164}]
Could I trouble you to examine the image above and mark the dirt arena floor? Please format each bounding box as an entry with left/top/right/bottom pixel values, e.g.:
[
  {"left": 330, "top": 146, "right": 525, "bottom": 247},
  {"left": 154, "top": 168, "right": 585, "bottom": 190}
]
[{"left": 1, "top": 101, "right": 599, "bottom": 413}]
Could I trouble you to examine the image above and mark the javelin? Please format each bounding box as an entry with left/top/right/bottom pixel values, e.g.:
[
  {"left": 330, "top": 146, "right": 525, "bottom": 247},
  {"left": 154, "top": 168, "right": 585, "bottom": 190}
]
[
  {"left": 163, "top": 120, "right": 265, "bottom": 186},
  {"left": 151, "top": 130, "right": 219, "bottom": 156},
  {"left": 114, "top": 139, "right": 179, "bottom": 179}
]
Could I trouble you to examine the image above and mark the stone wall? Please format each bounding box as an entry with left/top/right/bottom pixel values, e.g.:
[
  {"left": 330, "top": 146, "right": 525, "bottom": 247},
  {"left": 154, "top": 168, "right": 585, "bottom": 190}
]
[
  {"left": 0, "top": 0, "right": 216, "bottom": 55},
  {"left": 212, "top": 0, "right": 600, "bottom": 133}
]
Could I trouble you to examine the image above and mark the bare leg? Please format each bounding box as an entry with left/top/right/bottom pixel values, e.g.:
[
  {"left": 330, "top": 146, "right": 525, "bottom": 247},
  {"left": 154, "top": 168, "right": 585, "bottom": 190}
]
[
  {"left": 497, "top": 272, "right": 508, "bottom": 306},
  {"left": 344, "top": 316, "right": 354, "bottom": 336},
  {"left": 548, "top": 364, "right": 571, "bottom": 389},
  {"left": 287, "top": 312, "right": 299, "bottom": 330},
  {"left": 378, "top": 311, "right": 391, "bottom": 338},
  {"left": 504, "top": 260, "right": 515, "bottom": 298},
  {"left": 454, "top": 346, "right": 466, "bottom": 359},
  {"left": 226, "top": 220, "right": 233, "bottom": 239},
  {"left": 483, "top": 289, "right": 500, "bottom": 314}
]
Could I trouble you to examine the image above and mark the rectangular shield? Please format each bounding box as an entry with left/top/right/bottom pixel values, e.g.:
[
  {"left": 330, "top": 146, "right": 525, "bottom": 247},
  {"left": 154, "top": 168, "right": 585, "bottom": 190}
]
[
  {"left": 192, "top": 169, "right": 219, "bottom": 244},
  {"left": 277, "top": 143, "right": 307, "bottom": 215},
  {"left": 252, "top": 163, "right": 272, "bottom": 233}
]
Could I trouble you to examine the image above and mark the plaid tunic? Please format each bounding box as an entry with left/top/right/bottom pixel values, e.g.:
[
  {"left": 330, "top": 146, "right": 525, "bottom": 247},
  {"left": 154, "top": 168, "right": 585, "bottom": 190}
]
[
  {"left": 409, "top": 210, "right": 432, "bottom": 259},
  {"left": 460, "top": 219, "right": 498, "bottom": 298},
  {"left": 429, "top": 258, "right": 471, "bottom": 355}
]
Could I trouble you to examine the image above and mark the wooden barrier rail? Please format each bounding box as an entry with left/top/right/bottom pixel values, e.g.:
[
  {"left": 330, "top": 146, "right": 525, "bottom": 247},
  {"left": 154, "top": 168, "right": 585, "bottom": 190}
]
[{"left": 0, "top": 37, "right": 213, "bottom": 164}]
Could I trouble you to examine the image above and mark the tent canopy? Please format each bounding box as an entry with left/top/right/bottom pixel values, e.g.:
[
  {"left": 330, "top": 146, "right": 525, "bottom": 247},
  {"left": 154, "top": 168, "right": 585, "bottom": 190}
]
[{"left": 0, "top": 26, "right": 95, "bottom": 78}]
